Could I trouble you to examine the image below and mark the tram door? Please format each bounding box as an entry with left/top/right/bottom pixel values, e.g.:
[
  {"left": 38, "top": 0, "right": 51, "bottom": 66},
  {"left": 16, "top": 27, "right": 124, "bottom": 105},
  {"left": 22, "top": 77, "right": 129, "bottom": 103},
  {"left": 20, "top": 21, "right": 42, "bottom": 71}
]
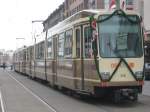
[
  {"left": 82, "top": 25, "right": 97, "bottom": 91},
  {"left": 75, "top": 24, "right": 96, "bottom": 91},
  {"left": 53, "top": 36, "right": 58, "bottom": 85},
  {"left": 75, "top": 26, "right": 83, "bottom": 90}
]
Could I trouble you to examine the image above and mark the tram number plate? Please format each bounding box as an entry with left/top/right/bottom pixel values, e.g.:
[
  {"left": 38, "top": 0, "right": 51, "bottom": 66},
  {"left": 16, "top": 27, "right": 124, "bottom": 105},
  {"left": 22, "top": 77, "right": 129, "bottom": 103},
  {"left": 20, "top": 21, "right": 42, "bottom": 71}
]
[{"left": 121, "top": 74, "right": 126, "bottom": 78}]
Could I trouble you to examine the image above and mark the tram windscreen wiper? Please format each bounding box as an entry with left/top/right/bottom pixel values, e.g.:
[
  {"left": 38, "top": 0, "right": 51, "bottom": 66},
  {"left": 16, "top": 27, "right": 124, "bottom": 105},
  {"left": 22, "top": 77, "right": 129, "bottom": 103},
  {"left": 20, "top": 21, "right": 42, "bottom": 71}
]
[
  {"left": 116, "top": 33, "right": 128, "bottom": 51},
  {"left": 106, "top": 33, "right": 128, "bottom": 58}
]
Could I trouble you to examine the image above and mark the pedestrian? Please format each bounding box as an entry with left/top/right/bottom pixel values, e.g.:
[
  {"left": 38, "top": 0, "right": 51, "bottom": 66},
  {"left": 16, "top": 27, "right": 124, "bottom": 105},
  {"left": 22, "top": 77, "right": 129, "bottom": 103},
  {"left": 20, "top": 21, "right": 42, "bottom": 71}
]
[
  {"left": 3, "top": 62, "right": 6, "bottom": 70},
  {"left": 11, "top": 65, "right": 13, "bottom": 70}
]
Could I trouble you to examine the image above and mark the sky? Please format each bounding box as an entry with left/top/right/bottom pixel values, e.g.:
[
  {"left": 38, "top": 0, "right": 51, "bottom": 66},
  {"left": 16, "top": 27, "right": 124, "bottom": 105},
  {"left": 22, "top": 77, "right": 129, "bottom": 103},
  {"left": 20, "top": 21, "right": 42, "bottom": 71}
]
[{"left": 0, "top": 0, "right": 64, "bottom": 51}]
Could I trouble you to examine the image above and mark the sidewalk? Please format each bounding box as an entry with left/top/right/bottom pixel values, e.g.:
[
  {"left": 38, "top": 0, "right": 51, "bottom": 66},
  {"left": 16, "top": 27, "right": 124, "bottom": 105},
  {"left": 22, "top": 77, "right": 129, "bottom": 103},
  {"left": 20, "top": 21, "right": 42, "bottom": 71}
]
[
  {"left": 0, "top": 69, "right": 54, "bottom": 112},
  {"left": 143, "top": 81, "right": 150, "bottom": 96}
]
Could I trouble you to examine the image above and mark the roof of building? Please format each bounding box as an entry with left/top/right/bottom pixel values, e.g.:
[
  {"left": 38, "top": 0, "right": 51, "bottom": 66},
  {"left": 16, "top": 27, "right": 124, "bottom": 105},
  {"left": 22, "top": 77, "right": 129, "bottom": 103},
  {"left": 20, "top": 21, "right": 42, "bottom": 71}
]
[{"left": 43, "top": 3, "right": 65, "bottom": 24}]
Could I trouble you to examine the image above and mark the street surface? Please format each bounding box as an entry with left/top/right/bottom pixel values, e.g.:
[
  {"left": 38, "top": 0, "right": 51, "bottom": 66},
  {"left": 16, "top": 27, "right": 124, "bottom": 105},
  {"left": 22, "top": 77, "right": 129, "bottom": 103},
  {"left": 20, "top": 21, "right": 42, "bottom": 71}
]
[{"left": 0, "top": 68, "right": 150, "bottom": 112}]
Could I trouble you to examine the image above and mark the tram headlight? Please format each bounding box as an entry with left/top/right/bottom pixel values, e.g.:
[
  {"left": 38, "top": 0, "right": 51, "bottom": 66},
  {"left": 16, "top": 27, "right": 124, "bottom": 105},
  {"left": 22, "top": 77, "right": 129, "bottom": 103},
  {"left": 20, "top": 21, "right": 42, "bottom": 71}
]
[
  {"left": 100, "top": 72, "right": 110, "bottom": 81},
  {"left": 135, "top": 71, "right": 143, "bottom": 80}
]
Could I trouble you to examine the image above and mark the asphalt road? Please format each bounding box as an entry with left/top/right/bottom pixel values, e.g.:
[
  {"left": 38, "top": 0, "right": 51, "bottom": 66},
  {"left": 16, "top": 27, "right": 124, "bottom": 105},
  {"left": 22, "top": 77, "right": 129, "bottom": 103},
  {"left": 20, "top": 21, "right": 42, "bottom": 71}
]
[{"left": 1, "top": 68, "right": 150, "bottom": 112}]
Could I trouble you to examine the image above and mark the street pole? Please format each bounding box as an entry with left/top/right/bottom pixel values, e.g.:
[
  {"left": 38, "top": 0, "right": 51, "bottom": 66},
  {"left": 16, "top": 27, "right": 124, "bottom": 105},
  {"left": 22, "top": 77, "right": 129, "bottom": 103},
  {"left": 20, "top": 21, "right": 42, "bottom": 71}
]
[
  {"left": 31, "top": 20, "right": 44, "bottom": 78},
  {"left": 31, "top": 20, "right": 44, "bottom": 59}
]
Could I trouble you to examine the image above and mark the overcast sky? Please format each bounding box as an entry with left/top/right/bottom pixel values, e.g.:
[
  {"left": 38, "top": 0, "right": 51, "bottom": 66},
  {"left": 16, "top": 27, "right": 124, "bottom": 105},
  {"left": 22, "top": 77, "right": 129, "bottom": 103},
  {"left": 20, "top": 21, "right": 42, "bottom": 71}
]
[{"left": 0, "top": 0, "right": 64, "bottom": 51}]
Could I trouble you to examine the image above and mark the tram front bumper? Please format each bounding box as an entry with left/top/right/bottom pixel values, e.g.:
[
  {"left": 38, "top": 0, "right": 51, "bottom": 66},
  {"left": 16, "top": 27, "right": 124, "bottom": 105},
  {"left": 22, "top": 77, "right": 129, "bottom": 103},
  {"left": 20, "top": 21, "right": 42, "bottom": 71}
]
[
  {"left": 99, "top": 80, "right": 144, "bottom": 87},
  {"left": 94, "top": 81, "right": 143, "bottom": 97}
]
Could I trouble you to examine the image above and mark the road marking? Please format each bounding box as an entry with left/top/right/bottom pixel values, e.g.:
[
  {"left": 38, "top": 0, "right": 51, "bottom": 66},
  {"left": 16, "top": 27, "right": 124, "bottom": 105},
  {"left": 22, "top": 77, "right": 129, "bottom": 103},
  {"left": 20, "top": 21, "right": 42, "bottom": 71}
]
[
  {"left": 7, "top": 71, "right": 58, "bottom": 112},
  {"left": 0, "top": 91, "right": 5, "bottom": 112}
]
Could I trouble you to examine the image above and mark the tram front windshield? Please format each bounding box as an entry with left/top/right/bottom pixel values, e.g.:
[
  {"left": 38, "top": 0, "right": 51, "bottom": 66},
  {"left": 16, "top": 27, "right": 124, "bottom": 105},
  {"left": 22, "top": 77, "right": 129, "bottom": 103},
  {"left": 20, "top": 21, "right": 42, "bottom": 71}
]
[{"left": 99, "top": 15, "right": 143, "bottom": 58}]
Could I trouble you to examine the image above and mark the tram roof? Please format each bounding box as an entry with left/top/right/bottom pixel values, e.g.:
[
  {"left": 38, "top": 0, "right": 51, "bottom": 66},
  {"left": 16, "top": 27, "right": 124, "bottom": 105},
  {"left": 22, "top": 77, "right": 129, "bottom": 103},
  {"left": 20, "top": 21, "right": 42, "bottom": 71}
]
[
  {"left": 47, "top": 9, "right": 138, "bottom": 37},
  {"left": 47, "top": 9, "right": 101, "bottom": 36},
  {"left": 51, "top": 9, "right": 138, "bottom": 26}
]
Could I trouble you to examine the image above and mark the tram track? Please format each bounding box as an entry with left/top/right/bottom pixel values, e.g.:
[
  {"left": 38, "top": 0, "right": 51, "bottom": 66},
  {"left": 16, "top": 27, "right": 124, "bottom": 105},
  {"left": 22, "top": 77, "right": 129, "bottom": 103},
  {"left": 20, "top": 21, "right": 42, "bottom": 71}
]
[
  {"left": 6, "top": 70, "right": 59, "bottom": 112},
  {"left": 0, "top": 90, "right": 5, "bottom": 112},
  {"left": 5, "top": 70, "right": 150, "bottom": 112}
]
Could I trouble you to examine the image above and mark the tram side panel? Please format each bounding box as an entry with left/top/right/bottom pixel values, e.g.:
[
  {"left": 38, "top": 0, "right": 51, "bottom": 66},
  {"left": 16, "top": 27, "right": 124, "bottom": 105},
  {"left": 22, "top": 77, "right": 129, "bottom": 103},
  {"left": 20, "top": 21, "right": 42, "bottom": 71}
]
[
  {"left": 13, "top": 53, "right": 20, "bottom": 72},
  {"left": 19, "top": 51, "right": 24, "bottom": 73},
  {"left": 29, "top": 45, "right": 35, "bottom": 78},
  {"left": 46, "top": 59, "right": 55, "bottom": 85},
  {"left": 23, "top": 49, "right": 28, "bottom": 75},
  {"left": 35, "top": 60, "right": 46, "bottom": 80},
  {"left": 26, "top": 48, "right": 31, "bottom": 76},
  {"left": 46, "top": 37, "right": 57, "bottom": 86},
  {"left": 20, "top": 50, "right": 26, "bottom": 74},
  {"left": 34, "top": 41, "right": 47, "bottom": 81},
  {"left": 56, "top": 31, "right": 75, "bottom": 89},
  {"left": 26, "top": 46, "right": 34, "bottom": 77}
]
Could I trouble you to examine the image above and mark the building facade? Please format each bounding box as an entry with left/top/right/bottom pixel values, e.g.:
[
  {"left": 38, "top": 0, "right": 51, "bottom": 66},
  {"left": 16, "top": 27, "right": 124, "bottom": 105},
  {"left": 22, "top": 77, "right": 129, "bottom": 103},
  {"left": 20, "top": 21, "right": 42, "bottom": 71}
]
[
  {"left": 0, "top": 49, "right": 13, "bottom": 66},
  {"left": 144, "top": 0, "right": 150, "bottom": 34},
  {"left": 43, "top": 0, "right": 144, "bottom": 32},
  {"left": 64, "top": 0, "right": 105, "bottom": 18},
  {"left": 43, "top": 0, "right": 105, "bottom": 31},
  {"left": 43, "top": 3, "right": 65, "bottom": 31}
]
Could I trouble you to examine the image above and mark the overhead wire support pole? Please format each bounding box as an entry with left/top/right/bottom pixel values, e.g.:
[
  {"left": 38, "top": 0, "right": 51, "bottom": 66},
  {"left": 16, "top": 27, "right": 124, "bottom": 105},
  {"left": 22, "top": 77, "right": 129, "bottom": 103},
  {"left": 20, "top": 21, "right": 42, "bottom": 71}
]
[
  {"left": 31, "top": 20, "right": 44, "bottom": 78},
  {"left": 31, "top": 20, "right": 44, "bottom": 60}
]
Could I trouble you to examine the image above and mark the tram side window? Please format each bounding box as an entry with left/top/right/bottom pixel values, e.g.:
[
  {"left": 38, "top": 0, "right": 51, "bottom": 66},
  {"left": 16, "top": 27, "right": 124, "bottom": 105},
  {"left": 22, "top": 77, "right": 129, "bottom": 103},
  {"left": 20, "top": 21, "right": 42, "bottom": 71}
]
[
  {"left": 36, "top": 42, "right": 44, "bottom": 59},
  {"left": 35, "top": 44, "right": 39, "bottom": 59},
  {"left": 65, "top": 29, "right": 73, "bottom": 58},
  {"left": 30, "top": 47, "right": 33, "bottom": 60},
  {"left": 84, "top": 26, "right": 92, "bottom": 58},
  {"left": 40, "top": 42, "right": 44, "bottom": 59},
  {"left": 58, "top": 33, "right": 64, "bottom": 58},
  {"left": 18, "top": 52, "right": 21, "bottom": 61},
  {"left": 27, "top": 49, "right": 29, "bottom": 61},
  {"left": 76, "top": 29, "right": 80, "bottom": 58},
  {"left": 20, "top": 52, "right": 23, "bottom": 61},
  {"left": 23, "top": 50, "right": 26, "bottom": 61},
  {"left": 47, "top": 37, "right": 53, "bottom": 59}
]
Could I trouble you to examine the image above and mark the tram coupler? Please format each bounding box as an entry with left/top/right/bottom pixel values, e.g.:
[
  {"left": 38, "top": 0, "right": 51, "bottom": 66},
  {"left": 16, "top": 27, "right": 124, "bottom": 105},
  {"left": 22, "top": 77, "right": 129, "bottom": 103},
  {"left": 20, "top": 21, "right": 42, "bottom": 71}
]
[
  {"left": 121, "top": 89, "right": 138, "bottom": 101},
  {"left": 113, "top": 89, "right": 138, "bottom": 103}
]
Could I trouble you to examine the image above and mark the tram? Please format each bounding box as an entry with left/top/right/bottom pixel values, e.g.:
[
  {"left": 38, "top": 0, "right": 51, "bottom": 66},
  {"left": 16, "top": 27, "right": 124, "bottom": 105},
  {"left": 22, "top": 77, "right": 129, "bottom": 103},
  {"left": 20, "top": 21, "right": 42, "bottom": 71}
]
[{"left": 14, "top": 9, "right": 144, "bottom": 102}]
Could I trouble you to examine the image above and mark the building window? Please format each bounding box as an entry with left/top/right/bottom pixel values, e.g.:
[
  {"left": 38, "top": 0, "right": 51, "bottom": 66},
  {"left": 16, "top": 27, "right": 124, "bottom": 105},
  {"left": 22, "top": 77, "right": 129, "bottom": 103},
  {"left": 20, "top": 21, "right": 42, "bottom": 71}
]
[
  {"left": 126, "top": 0, "right": 133, "bottom": 5},
  {"left": 65, "top": 29, "right": 73, "bottom": 58},
  {"left": 104, "top": 0, "right": 109, "bottom": 9},
  {"left": 88, "top": 0, "right": 96, "bottom": 9},
  {"left": 126, "top": 0, "right": 134, "bottom": 10},
  {"left": 58, "top": 33, "right": 65, "bottom": 58},
  {"left": 47, "top": 37, "right": 53, "bottom": 59}
]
